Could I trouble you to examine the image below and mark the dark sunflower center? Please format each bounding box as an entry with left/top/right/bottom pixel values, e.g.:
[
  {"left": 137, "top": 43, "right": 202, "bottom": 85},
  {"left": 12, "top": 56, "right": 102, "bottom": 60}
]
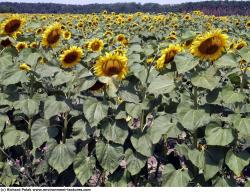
[
  {"left": 63, "top": 51, "right": 78, "bottom": 64},
  {"left": 91, "top": 42, "right": 100, "bottom": 51},
  {"left": 47, "top": 29, "right": 61, "bottom": 45},
  {"left": 89, "top": 81, "right": 105, "bottom": 91},
  {"left": 1, "top": 38, "right": 12, "bottom": 47},
  {"left": 18, "top": 44, "right": 25, "bottom": 50},
  {"left": 198, "top": 37, "right": 219, "bottom": 55},
  {"left": 164, "top": 50, "right": 177, "bottom": 64},
  {"left": 4, "top": 19, "right": 21, "bottom": 34},
  {"left": 104, "top": 59, "right": 122, "bottom": 76}
]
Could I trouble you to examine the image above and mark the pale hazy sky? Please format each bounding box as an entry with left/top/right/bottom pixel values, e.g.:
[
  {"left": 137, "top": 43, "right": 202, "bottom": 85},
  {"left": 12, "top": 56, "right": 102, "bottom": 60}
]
[{"left": 0, "top": 0, "right": 243, "bottom": 5}]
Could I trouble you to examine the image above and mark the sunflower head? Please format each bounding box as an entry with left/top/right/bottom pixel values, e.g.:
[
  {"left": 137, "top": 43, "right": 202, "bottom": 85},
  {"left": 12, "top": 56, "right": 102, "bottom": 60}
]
[
  {"left": 19, "top": 63, "right": 31, "bottom": 72},
  {"left": 1, "top": 15, "right": 25, "bottom": 36},
  {"left": 63, "top": 31, "right": 71, "bottom": 40},
  {"left": 88, "top": 39, "right": 104, "bottom": 52},
  {"left": 94, "top": 52, "right": 128, "bottom": 80},
  {"left": 0, "top": 37, "right": 13, "bottom": 47},
  {"left": 42, "top": 23, "right": 62, "bottom": 48},
  {"left": 156, "top": 44, "right": 182, "bottom": 71},
  {"left": 234, "top": 39, "right": 247, "bottom": 50},
  {"left": 16, "top": 42, "right": 28, "bottom": 52},
  {"left": 117, "top": 34, "right": 126, "bottom": 42},
  {"left": 246, "top": 21, "right": 250, "bottom": 29},
  {"left": 60, "top": 46, "right": 83, "bottom": 68},
  {"left": 190, "top": 29, "right": 228, "bottom": 61},
  {"left": 30, "top": 42, "right": 38, "bottom": 49}
]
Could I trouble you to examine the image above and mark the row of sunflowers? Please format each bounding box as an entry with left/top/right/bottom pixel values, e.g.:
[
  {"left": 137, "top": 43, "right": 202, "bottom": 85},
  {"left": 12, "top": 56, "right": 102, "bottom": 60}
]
[{"left": 0, "top": 11, "right": 250, "bottom": 187}]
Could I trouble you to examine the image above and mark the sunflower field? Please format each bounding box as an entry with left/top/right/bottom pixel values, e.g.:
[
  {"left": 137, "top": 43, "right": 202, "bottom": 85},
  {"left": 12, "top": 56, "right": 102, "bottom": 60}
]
[{"left": 0, "top": 11, "right": 250, "bottom": 187}]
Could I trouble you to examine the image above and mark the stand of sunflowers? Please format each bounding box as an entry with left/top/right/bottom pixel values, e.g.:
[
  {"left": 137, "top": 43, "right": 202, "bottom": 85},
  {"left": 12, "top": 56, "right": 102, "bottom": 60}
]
[{"left": 0, "top": 11, "right": 250, "bottom": 187}]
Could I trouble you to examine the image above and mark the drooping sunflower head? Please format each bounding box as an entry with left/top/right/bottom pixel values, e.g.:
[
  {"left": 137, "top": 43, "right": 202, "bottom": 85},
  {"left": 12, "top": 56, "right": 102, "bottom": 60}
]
[
  {"left": 234, "top": 39, "right": 247, "bottom": 50},
  {"left": 19, "top": 63, "right": 31, "bottom": 72},
  {"left": 60, "top": 46, "right": 83, "bottom": 68},
  {"left": 88, "top": 38, "right": 104, "bottom": 52},
  {"left": 190, "top": 29, "right": 228, "bottom": 61},
  {"left": 156, "top": 44, "right": 182, "bottom": 71},
  {"left": 0, "top": 37, "right": 13, "bottom": 47},
  {"left": 30, "top": 41, "right": 38, "bottom": 49},
  {"left": 0, "top": 15, "right": 25, "bottom": 36},
  {"left": 16, "top": 42, "right": 28, "bottom": 52},
  {"left": 94, "top": 52, "right": 128, "bottom": 80},
  {"left": 42, "top": 23, "right": 62, "bottom": 48}
]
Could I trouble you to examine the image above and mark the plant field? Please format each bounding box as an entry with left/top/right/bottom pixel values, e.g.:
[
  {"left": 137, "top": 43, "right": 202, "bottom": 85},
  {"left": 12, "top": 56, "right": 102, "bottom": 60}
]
[{"left": 0, "top": 11, "right": 250, "bottom": 187}]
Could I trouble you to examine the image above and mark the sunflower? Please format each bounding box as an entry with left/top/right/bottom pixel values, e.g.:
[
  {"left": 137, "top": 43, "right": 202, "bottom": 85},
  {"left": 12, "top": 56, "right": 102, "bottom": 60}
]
[
  {"left": 0, "top": 37, "right": 13, "bottom": 47},
  {"left": 88, "top": 39, "right": 104, "bottom": 52},
  {"left": 60, "top": 46, "right": 83, "bottom": 68},
  {"left": 190, "top": 29, "right": 228, "bottom": 61},
  {"left": 30, "top": 42, "right": 38, "bottom": 49},
  {"left": 94, "top": 52, "right": 128, "bottom": 80},
  {"left": 116, "top": 34, "right": 126, "bottom": 42},
  {"left": 63, "top": 31, "right": 71, "bottom": 40},
  {"left": 246, "top": 21, "right": 250, "bottom": 29},
  {"left": 16, "top": 42, "right": 28, "bottom": 52},
  {"left": 156, "top": 44, "right": 182, "bottom": 71},
  {"left": 19, "top": 63, "right": 31, "bottom": 72},
  {"left": 0, "top": 15, "right": 25, "bottom": 36},
  {"left": 234, "top": 39, "right": 247, "bottom": 50},
  {"left": 41, "top": 23, "right": 62, "bottom": 48}
]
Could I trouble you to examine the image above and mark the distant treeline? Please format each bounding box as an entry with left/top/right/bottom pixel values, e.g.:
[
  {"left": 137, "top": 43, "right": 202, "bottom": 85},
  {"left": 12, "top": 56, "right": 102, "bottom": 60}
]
[{"left": 0, "top": 1, "right": 249, "bottom": 15}]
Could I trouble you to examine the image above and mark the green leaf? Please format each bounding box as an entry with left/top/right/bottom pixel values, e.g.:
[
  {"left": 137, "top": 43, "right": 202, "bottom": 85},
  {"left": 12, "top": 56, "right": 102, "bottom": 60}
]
[
  {"left": 83, "top": 97, "right": 108, "bottom": 127},
  {"left": 191, "top": 67, "right": 220, "bottom": 91},
  {"left": 148, "top": 74, "right": 175, "bottom": 96},
  {"left": 175, "top": 53, "right": 199, "bottom": 74},
  {"left": 48, "top": 139, "right": 76, "bottom": 174},
  {"left": 131, "top": 133, "right": 153, "bottom": 157},
  {"left": 72, "top": 120, "right": 94, "bottom": 141},
  {"left": 177, "top": 108, "right": 210, "bottom": 131},
  {"left": 212, "top": 176, "right": 236, "bottom": 187},
  {"left": 205, "top": 123, "right": 234, "bottom": 146},
  {"left": 203, "top": 147, "right": 227, "bottom": 181},
  {"left": 2, "top": 71, "right": 28, "bottom": 86},
  {"left": 102, "top": 120, "right": 129, "bottom": 145},
  {"left": 0, "top": 162, "right": 18, "bottom": 186},
  {"left": 225, "top": 149, "right": 250, "bottom": 176},
  {"left": 3, "top": 129, "right": 29, "bottom": 148},
  {"left": 234, "top": 117, "right": 250, "bottom": 138},
  {"left": 239, "top": 46, "right": 250, "bottom": 63},
  {"left": 78, "top": 77, "right": 96, "bottom": 91},
  {"left": 96, "top": 141, "right": 124, "bottom": 173},
  {"left": 221, "top": 87, "right": 245, "bottom": 104},
  {"left": 148, "top": 115, "right": 181, "bottom": 143},
  {"left": 125, "top": 149, "right": 147, "bottom": 175},
  {"left": 73, "top": 151, "right": 96, "bottom": 186},
  {"left": 25, "top": 53, "right": 42, "bottom": 66},
  {"left": 0, "top": 115, "right": 9, "bottom": 133},
  {"left": 31, "top": 119, "right": 58, "bottom": 148},
  {"left": 125, "top": 103, "right": 142, "bottom": 118},
  {"left": 53, "top": 71, "right": 74, "bottom": 86},
  {"left": 128, "top": 44, "right": 143, "bottom": 54},
  {"left": 44, "top": 96, "right": 70, "bottom": 119},
  {"left": 0, "top": 54, "right": 13, "bottom": 67},
  {"left": 215, "top": 53, "right": 238, "bottom": 68},
  {"left": 162, "top": 164, "right": 191, "bottom": 187},
  {"left": 188, "top": 149, "right": 205, "bottom": 170},
  {"left": 16, "top": 98, "right": 39, "bottom": 117}
]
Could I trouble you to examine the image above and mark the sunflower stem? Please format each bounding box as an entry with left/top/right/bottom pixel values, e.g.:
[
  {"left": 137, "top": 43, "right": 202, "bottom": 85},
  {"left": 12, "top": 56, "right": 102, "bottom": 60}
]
[
  {"left": 193, "top": 86, "right": 198, "bottom": 109},
  {"left": 62, "top": 112, "right": 69, "bottom": 144}
]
